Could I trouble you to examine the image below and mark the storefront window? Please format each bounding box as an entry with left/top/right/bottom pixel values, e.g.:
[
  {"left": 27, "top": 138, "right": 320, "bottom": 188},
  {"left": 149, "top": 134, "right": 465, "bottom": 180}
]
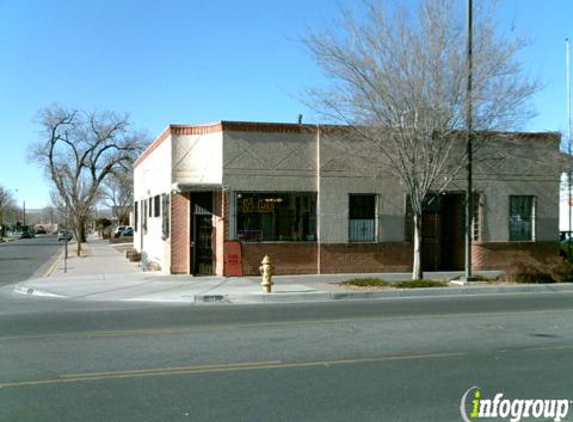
[{"left": 236, "top": 192, "right": 316, "bottom": 242}]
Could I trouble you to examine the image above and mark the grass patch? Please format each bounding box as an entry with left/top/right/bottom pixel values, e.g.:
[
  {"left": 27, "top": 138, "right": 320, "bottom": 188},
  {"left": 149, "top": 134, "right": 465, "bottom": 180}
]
[
  {"left": 394, "top": 280, "right": 447, "bottom": 288},
  {"left": 340, "top": 278, "right": 447, "bottom": 288},
  {"left": 340, "top": 278, "right": 391, "bottom": 287}
]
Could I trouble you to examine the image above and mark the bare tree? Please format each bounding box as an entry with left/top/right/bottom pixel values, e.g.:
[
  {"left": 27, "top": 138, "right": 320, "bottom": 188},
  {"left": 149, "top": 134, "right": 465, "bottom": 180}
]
[
  {"left": 30, "top": 105, "right": 147, "bottom": 256},
  {"left": 100, "top": 168, "right": 133, "bottom": 226},
  {"left": 0, "top": 186, "right": 16, "bottom": 240},
  {"left": 304, "top": 0, "right": 538, "bottom": 279}
]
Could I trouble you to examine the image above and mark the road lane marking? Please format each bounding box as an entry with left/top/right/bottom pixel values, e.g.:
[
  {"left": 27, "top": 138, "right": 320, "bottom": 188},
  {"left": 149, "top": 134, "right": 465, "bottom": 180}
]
[
  {"left": 58, "top": 361, "right": 284, "bottom": 379},
  {"left": 0, "top": 352, "right": 467, "bottom": 389},
  {"left": 0, "top": 325, "right": 236, "bottom": 341},
  {"left": 1, "top": 308, "right": 571, "bottom": 342}
]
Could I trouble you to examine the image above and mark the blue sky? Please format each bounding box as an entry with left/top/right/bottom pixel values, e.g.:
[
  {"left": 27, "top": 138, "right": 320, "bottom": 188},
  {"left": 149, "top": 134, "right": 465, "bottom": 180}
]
[{"left": 0, "top": 0, "right": 571, "bottom": 209}]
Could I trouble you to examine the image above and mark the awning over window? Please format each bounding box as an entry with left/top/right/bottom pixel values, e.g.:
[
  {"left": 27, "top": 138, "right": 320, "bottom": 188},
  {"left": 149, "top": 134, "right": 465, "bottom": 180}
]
[{"left": 171, "top": 183, "right": 223, "bottom": 193}]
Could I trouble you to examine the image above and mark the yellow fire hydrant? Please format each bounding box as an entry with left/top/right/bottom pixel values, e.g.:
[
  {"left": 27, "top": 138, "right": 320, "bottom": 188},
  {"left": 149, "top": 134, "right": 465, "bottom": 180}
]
[{"left": 259, "top": 255, "right": 274, "bottom": 293}]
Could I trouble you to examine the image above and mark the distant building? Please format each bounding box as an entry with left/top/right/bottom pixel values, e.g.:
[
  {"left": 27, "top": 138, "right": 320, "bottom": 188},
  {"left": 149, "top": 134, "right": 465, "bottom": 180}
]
[{"left": 133, "top": 121, "right": 560, "bottom": 276}]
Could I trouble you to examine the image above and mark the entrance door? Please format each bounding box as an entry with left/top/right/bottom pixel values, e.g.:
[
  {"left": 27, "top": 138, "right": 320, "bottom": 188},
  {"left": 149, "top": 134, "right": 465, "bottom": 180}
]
[
  {"left": 192, "top": 192, "right": 213, "bottom": 275},
  {"left": 421, "top": 193, "right": 465, "bottom": 272},
  {"left": 440, "top": 194, "right": 464, "bottom": 271}
]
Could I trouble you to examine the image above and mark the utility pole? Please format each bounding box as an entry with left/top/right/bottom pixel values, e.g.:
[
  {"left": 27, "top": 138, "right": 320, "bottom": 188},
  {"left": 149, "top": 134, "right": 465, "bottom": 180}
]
[
  {"left": 567, "top": 38, "right": 572, "bottom": 256},
  {"left": 64, "top": 207, "right": 68, "bottom": 273},
  {"left": 464, "top": 0, "right": 474, "bottom": 281}
]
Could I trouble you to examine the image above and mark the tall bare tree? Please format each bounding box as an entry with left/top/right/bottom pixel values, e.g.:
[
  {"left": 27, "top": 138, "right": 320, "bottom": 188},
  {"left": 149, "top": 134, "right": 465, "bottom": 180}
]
[
  {"left": 304, "top": 0, "right": 538, "bottom": 279},
  {"left": 30, "top": 105, "right": 147, "bottom": 256},
  {"left": 0, "top": 186, "right": 16, "bottom": 240},
  {"left": 100, "top": 167, "right": 134, "bottom": 226}
]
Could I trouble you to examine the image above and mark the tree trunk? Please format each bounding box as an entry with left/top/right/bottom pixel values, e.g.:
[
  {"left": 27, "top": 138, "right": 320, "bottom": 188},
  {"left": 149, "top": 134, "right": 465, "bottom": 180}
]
[
  {"left": 74, "top": 217, "right": 87, "bottom": 257},
  {"left": 412, "top": 212, "right": 423, "bottom": 280},
  {"left": 76, "top": 231, "right": 81, "bottom": 257},
  {"left": 79, "top": 222, "right": 87, "bottom": 243}
]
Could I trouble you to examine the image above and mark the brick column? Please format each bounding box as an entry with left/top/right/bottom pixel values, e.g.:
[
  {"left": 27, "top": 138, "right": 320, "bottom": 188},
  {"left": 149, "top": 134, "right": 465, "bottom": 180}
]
[
  {"left": 171, "top": 193, "right": 190, "bottom": 274},
  {"left": 213, "top": 191, "right": 226, "bottom": 276}
]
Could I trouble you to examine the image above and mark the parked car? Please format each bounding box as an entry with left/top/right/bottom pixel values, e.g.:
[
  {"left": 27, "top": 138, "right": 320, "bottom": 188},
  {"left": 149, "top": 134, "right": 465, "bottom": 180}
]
[
  {"left": 19, "top": 231, "right": 33, "bottom": 239},
  {"left": 120, "top": 227, "right": 134, "bottom": 236},
  {"left": 114, "top": 226, "right": 133, "bottom": 237},
  {"left": 114, "top": 226, "right": 127, "bottom": 236},
  {"left": 57, "top": 229, "right": 73, "bottom": 241}
]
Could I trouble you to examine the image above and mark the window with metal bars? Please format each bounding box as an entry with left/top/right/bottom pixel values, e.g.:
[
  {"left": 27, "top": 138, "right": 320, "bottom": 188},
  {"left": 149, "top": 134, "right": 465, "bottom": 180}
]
[
  {"left": 134, "top": 201, "right": 138, "bottom": 231},
  {"left": 509, "top": 196, "right": 535, "bottom": 241},
  {"left": 161, "top": 194, "right": 170, "bottom": 240},
  {"left": 349, "top": 194, "right": 376, "bottom": 242},
  {"left": 154, "top": 195, "right": 161, "bottom": 218}
]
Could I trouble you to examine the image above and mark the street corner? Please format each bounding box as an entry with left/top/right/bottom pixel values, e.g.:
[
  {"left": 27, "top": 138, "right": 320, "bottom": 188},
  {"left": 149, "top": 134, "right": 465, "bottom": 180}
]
[{"left": 13, "top": 282, "right": 67, "bottom": 298}]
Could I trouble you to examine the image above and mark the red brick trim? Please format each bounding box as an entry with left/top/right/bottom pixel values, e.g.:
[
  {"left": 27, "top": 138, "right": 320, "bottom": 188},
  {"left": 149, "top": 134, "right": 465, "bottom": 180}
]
[{"left": 170, "top": 123, "right": 224, "bottom": 135}]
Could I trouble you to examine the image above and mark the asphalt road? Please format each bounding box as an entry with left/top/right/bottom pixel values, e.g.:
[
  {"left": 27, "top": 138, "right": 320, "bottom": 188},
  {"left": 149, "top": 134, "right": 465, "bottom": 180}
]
[
  {"left": 2, "top": 292, "right": 573, "bottom": 421},
  {"left": 0, "top": 236, "right": 62, "bottom": 284}
]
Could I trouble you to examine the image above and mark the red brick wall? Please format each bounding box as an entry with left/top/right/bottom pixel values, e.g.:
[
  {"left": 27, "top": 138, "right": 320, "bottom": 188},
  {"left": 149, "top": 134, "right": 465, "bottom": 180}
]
[
  {"left": 209, "top": 240, "right": 561, "bottom": 275},
  {"left": 472, "top": 241, "right": 559, "bottom": 271},
  {"left": 241, "top": 243, "right": 318, "bottom": 275},
  {"left": 171, "top": 193, "right": 190, "bottom": 274},
  {"left": 319, "top": 243, "right": 413, "bottom": 273},
  {"left": 238, "top": 241, "right": 559, "bottom": 275},
  {"left": 239, "top": 242, "right": 413, "bottom": 275}
]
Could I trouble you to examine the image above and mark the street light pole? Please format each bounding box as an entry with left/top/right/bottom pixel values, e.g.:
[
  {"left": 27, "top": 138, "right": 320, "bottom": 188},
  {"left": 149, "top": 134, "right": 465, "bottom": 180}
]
[{"left": 464, "top": 0, "right": 474, "bottom": 281}]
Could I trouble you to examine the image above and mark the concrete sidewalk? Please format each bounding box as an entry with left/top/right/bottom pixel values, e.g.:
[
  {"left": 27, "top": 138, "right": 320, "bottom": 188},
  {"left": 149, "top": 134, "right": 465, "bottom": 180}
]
[
  {"left": 46, "top": 237, "right": 141, "bottom": 278},
  {"left": 13, "top": 237, "right": 573, "bottom": 304}
]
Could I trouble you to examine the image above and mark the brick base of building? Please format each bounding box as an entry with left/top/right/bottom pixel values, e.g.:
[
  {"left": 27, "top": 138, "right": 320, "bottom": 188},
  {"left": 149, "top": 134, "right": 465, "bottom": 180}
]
[
  {"left": 472, "top": 241, "right": 559, "bottom": 271},
  {"left": 238, "top": 241, "right": 559, "bottom": 276},
  {"left": 241, "top": 243, "right": 318, "bottom": 275},
  {"left": 239, "top": 242, "right": 412, "bottom": 275},
  {"left": 319, "top": 243, "right": 413, "bottom": 273}
]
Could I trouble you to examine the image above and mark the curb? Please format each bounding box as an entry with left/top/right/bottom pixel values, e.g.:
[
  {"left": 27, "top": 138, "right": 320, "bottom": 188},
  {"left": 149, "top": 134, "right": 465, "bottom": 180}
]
[
  {"left": 194, "top": 282, "right": 573, "bottom": 304},
  {"left": 43, "top": 252, "right": 63, "bottom": 278},
  {"left": 13, "top": 281, "right": 573, "bottom": 304},
  {"left": 13, "top": 284, "right": 67, "bottom": 298}
]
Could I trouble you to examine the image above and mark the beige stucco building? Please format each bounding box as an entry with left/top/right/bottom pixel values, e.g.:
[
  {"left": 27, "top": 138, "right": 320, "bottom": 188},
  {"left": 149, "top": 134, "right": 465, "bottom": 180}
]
[{"left": 133, "top": 121, "right": 560, "bottom": 276}]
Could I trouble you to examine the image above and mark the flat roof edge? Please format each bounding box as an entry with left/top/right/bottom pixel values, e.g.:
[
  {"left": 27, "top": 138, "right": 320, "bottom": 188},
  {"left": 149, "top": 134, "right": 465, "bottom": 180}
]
[{"left": 134, "top": 121, "right": 560, "bottom": 168}]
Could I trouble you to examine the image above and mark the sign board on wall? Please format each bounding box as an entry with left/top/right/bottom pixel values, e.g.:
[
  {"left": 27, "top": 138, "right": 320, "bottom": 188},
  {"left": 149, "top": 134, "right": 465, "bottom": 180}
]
[{"left": 224, "top": 241, "right": 243, "bottom": 277}]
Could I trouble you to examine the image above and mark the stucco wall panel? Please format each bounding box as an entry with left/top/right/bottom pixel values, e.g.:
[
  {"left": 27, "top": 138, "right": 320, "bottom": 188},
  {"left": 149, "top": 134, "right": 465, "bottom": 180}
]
[
  {"left": 223, "top": 130, "right": 316, "bottom": 191},
  {"left": 133, "top": 133, "right": 172, "bottom": 271},
  {"left": 172, "top": 132, "right": 223, "bottom": 185}
]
